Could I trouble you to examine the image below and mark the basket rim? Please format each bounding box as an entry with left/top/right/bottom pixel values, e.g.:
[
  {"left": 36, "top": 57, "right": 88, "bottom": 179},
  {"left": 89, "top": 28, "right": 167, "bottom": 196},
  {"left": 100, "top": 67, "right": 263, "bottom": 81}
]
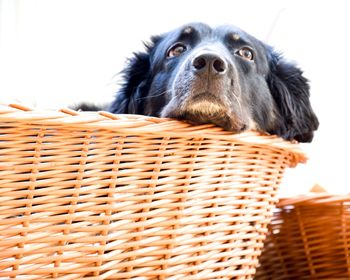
[
  {"left": 1, "top": 103, "right": 306, "bottom": 165},
  {"left": 278, "top": 193, "right": 350, "bottom": 206}
]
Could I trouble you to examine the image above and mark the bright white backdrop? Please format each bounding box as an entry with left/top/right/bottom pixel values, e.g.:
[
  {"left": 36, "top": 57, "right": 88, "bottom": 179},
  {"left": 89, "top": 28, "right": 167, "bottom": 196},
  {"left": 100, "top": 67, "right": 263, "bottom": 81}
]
[{"left": 1, "top": 0, "right": 349, "bottom": 195}]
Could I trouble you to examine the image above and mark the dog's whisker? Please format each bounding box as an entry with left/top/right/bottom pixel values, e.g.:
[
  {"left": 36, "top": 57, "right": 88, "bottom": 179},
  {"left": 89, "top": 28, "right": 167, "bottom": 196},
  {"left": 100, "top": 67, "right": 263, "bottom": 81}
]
[
  {"left": 232, "top": 91, "right": 243, "bottom": 116},
  {"left": 135, "top": 90, "right": 169, "bottom": 101}
]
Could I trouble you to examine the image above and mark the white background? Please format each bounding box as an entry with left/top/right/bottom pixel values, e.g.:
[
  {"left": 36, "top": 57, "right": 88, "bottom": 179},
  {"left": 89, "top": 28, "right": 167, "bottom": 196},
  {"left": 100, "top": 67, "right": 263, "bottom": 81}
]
[{"left": 1, "top": 0, "right": 349, "bottom": 195}]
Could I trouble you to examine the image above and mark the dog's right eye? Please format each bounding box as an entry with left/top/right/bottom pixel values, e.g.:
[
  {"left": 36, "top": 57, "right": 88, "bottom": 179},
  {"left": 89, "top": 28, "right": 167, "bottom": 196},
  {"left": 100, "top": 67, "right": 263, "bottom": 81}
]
[{"left": 167, "top": 43, "right": 187, "bottom": 58}]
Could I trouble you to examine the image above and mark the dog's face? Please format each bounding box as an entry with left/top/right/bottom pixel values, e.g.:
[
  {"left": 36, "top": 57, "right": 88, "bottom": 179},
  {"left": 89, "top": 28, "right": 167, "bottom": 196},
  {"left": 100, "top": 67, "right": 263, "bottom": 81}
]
[{"left": 110, "top": 23, "right": 319, "bottom": 142}]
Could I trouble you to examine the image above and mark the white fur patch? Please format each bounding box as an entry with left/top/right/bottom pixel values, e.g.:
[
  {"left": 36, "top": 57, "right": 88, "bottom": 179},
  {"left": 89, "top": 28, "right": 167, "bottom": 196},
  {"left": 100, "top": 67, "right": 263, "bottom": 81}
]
[
  {"left": 248, "top": 118, "right": 258, "bottom": 130},
  {"left": 183, "top": 27, "right": 193, "bottom": 34},
  {"left": 187, "top": 100, "right": 223, "bottom": 115},
  {"left": 232, "top": 33, "right": 240, "bottom": 41}
]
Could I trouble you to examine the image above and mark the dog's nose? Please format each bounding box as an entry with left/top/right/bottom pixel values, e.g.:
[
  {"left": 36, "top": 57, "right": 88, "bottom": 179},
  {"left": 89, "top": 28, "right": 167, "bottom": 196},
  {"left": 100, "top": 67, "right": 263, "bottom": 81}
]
[{"left": 192, "top": 53, "right": 227, "bottom": 75}]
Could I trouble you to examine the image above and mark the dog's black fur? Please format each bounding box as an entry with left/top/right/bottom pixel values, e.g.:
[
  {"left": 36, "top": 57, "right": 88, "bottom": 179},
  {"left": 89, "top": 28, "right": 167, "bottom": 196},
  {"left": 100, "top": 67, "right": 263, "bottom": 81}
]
[{"left": 95, "top": 23, "right": 319, "bottom": 142}]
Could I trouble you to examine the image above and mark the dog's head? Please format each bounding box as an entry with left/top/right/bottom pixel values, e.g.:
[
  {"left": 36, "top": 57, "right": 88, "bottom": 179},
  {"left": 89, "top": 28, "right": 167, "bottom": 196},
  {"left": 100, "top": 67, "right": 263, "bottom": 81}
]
[{"left": 110, "top": 23, "right": 319, "bottom": 142}]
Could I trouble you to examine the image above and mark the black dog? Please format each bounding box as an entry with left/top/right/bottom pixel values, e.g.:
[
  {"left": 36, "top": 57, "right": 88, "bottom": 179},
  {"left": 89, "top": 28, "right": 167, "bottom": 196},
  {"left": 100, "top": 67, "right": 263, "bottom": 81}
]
[{"left": 107, "top": 23, "right": 318, "bottom": 142}]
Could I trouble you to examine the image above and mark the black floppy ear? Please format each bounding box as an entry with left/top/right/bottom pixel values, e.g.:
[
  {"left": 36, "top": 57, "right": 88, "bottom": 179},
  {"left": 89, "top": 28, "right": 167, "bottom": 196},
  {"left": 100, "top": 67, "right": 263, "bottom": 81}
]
[
  {"left": 108, "top": 36, "right": 161, "bottom": 114},
  {"left": 108, "top": 52, "right": 151, "bottom": 114},
  {"left": 267, "top": 51, "right": 319, "bottom": 142}
]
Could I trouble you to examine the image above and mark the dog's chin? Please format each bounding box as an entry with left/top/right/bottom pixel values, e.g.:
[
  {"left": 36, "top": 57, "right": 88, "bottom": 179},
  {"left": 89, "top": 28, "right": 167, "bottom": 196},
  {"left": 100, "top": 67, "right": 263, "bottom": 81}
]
[{"left": 162, "top": 93, "right": 247, "bottom": 133}]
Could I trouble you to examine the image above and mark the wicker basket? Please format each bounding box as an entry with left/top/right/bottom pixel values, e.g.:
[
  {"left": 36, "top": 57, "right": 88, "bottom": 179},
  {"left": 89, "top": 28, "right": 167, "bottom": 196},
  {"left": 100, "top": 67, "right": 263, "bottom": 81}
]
[
  {"left": 0, "top": 104, "right": 304, "bottom": 279},
  {"left": 255, "top": 193, "right": 350, "bottom": 280}
]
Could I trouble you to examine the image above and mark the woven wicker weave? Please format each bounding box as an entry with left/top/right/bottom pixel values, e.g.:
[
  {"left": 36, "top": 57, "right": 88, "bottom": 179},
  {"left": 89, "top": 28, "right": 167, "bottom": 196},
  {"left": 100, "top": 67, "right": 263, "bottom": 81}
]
[
  {"left": 255, "top": 193, "right": 350, "bottom": 280},
  {"left": 0, "top": 104, "right": 304, "bottom": 279}
]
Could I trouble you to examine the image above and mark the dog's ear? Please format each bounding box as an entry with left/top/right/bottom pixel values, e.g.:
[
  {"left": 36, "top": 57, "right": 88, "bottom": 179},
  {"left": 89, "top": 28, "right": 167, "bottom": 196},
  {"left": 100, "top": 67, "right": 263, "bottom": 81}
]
[
  {"left": 267, "top": 51, "right": 319, "bottom": 142},
  {"left": 108, "top": 52, "right": 150, "bottom": 114},
  {"left": 109, "top": 36, "right": 161, "bottom": 114}
]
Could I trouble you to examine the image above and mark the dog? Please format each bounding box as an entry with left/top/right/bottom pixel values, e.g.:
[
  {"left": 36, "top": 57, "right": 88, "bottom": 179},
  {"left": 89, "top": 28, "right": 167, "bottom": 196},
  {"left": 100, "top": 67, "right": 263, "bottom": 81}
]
[{"left": 90, "top": 23, "right": 319, "bottom": 142}]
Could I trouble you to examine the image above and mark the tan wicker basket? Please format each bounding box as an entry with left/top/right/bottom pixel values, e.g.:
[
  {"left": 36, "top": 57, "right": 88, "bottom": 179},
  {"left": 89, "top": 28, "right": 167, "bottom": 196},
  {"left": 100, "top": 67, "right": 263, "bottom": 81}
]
[
  {"left": 0, "top": 104, "right": 304, "bottom": 279},
  {"left": 255, "top": 193, "right": 350, "bottom": 280}
]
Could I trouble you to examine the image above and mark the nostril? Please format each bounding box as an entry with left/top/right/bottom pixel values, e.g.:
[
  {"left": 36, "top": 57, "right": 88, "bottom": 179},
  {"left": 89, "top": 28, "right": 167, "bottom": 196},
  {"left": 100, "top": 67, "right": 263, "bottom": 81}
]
[
  {"left": 213, "top": 58, "right": 226, "bottom": 73},
  {"left": 192, "top": 54, "right": 227, "bottom": 74},
  {"left": 193, "top": 57, "right": 206, "bottom": 70}
]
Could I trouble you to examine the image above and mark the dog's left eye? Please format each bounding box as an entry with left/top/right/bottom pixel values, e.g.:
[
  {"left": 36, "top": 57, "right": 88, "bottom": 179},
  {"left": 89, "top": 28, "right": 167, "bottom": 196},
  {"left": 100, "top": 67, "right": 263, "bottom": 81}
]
[
  {"left": 167, "top": 43, "right": 187, "bottom": 58},
  {"left": 236, "top": 47, "right": 254, "bottom": 61}
]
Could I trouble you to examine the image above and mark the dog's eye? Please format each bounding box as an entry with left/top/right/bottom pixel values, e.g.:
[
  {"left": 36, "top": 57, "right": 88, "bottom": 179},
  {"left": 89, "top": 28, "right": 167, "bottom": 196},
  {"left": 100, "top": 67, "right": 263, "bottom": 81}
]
[
  {"left": 167, "top": 43, "right": 187, "bottom": 58},
  {"left": 237, "top": 47, "right": 254, "bottom": 61}
]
